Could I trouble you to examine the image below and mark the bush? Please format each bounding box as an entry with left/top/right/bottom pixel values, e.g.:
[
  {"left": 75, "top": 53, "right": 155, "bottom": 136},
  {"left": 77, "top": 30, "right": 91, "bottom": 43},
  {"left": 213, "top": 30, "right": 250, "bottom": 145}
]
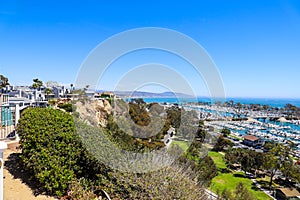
[
  {"left": 17, "top": 108, "right": 99, "bottom": 197},
  {"left": 57, "top": 103, "right": 75, "bottom": 112},
  {"left": 65, "top": 179, "right": 98, "bottom": 200}
]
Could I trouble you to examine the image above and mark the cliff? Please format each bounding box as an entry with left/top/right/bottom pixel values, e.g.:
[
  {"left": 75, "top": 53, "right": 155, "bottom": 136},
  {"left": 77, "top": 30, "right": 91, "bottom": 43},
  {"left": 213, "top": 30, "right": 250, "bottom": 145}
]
[{"left": 75, "top": 99, "right": 112, "bottom": 127}]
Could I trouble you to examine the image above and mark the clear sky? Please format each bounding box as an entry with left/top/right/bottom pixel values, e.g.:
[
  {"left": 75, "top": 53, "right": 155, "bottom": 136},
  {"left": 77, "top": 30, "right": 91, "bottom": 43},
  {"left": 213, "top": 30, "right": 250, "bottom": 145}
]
[{"left": 0, "top": 0, "right": 300, "bottom": 98}]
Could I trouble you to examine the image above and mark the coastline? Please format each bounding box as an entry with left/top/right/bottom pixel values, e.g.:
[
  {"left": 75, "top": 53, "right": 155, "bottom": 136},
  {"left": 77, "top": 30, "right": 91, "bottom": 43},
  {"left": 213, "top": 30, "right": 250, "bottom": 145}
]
[{"left": 123, "top": 97, "right": 300, "bottom": 108}]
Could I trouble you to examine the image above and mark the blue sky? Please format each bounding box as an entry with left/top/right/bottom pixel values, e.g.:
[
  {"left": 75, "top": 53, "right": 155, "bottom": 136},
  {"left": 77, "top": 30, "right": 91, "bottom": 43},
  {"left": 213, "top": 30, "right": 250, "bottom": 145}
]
[{"left": 0, "top": 0, "right": 300, "bottom": 98}]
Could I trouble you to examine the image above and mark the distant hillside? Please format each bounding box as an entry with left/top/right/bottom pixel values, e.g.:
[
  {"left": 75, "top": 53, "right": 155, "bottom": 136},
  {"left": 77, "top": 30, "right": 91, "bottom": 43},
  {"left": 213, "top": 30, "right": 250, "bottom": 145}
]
[{"left": 109, "top": 91, "right": 193, "bottom": 98}]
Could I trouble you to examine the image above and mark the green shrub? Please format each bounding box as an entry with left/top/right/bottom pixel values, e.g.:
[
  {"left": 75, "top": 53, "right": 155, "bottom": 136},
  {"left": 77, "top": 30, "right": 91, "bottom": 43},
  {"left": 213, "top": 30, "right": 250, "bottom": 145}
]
[
  {"left": 57, "top": 103, "right": 75, "bottom": 112},
  {"left": 17, "top": 108, "right": 98, "bottom": 197}
]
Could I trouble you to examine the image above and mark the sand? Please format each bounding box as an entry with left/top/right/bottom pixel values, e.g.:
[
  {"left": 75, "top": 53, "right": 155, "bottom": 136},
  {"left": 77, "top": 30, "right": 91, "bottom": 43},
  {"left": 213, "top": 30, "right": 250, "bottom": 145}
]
[{"left": 3, "top": 147, "right": 57, "bottom": 200}]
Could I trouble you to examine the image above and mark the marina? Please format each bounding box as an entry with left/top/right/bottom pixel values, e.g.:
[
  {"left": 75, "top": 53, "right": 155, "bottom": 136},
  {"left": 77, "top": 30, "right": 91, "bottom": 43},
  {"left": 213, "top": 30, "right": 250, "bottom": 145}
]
[
  {"left": 181, "top": 103, "right": 300, "bottom": 157},
  {"left": 128, "top": 97, "right": 300, "bottom": 154}
]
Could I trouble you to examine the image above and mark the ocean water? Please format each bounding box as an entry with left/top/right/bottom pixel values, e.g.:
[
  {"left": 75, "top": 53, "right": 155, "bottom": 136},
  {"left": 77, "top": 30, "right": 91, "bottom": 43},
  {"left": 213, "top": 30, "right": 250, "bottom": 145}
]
[{"left": 126, "top": 97, "right": 300, "bottom": 108}]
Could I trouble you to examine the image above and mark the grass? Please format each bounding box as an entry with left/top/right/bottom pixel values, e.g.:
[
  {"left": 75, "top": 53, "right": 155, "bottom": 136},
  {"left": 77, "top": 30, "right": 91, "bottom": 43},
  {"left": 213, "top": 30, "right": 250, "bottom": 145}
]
[
  {"left": 171, "top": 140, "right": 189, "bottom": 151},
  {"left": 208, "top": 151, "right": 272, "bottom": 200},
  {"left": 256, "top": 176, "right": 279, "bottom": 189},
  {"left": 210, "top": 172, "right": 272, "bottom": 200},
  {"left": 208, "top": 151, "right": 227, "bottom": 170}
]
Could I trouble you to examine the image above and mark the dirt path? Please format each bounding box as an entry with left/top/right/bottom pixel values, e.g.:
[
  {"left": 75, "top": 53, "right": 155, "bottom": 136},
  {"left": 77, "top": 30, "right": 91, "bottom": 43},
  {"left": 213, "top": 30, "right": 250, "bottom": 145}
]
[{"left": 3, "top": 148, "right": 57, "bottom": 200}]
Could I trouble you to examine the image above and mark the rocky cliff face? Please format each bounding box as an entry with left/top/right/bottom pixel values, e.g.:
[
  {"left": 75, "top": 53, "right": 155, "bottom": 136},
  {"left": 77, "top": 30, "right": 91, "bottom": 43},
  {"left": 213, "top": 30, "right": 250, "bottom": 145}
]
[
  {"left": 94, "top": 99, "right": 112, "bottom": 127},
  {"left": 76, "top": 99, "right": 112, "bottom": 127}
]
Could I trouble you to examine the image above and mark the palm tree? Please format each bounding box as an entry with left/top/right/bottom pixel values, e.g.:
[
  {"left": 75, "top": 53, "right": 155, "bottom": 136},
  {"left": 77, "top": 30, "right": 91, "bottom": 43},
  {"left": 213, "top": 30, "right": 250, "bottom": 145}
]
[
  {"left": 32, "top": 78, "right": 43, "bottom": 90},
  {"left": 45, "top": 88, "right": 53, "bottom": 100}
]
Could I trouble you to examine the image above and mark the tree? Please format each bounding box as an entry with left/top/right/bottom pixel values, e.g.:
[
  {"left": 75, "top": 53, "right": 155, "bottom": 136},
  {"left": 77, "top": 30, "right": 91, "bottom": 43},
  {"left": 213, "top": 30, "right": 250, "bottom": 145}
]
[
  {"left": 166, "top": 106, "right": 182, "bottom": 129},
  {"left": 218, "top": 188, "right": 233, "bottom": 200},
  {"left": 129, "top": 100, "right": 151, "bottom": 126},
  {"left": 221, "top": 128, "right": 231, "bottom": 137},
  {"left": 234, "top": 182, "right": 254, "bottom": 200},
  {"left": 240, "top": 151, "right": 254, "bottom": 175},
  {"left": 196, "top": 156, "right": 218, "bottom": 186},
  {"left": 225, "top": 148, "right": 251, "bottom": 175},
  {"left": 186, "top": 140, "right": 204, "bottom": 160},
  {"left": 263, "top": 141, "right": 276, "bottom": 151},
  {"left": 179, "top": 141, "right": 217, "bottom": 187},
  {"left": 212, "top": 136, "right": 233, "bottom": 152},
  {"left": 250, "top": 151, "right": 265, "bottom": 177},
  {"left": 225, "top": 148, "right": 242, "bottom": 167},
  {"left": 291, "top": 165, "right": 300, "bottom": 184},
  {"left": 196, "top": 128, "right": 206, "bottom": 142},
  {"left": 281, "top": 157, "right": 294, "bottom": 183},
  {"left": 263, "top": 143, "right": 284, "bottom": 189},
  {"left": 225, "top": 148, "right": 264, "bottom": 177},
  {"left": 0, "top": 74, "right": 9, "bottom": 88},
  {"left": 280, "top": 143, "right": 296, "bottom": 184},
  {"left": 32, "top": 78, "right": 43, "bottom": 89}
]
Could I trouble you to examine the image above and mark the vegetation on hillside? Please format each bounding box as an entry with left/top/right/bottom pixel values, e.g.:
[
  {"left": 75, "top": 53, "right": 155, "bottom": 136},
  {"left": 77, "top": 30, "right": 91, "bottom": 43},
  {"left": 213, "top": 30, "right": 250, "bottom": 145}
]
[
  {"left": 16, "top": 106, "right": 213, "bottom": 199},
  {"left": 17, "top": 108, "right": 105, "bottom": 197}
]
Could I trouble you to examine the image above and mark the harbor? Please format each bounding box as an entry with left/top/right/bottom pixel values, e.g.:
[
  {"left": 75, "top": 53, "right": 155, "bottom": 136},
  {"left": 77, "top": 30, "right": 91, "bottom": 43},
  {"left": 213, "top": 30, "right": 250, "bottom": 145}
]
[{"left": 181, "top": 103, "right": 300, "bottom": 157}]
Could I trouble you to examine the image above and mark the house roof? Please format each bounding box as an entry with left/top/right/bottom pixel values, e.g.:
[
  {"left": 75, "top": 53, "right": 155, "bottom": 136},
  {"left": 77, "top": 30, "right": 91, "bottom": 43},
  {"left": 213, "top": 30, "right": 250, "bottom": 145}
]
[
  {"left": 277, "top": 188, "right": 300, "bottom": 197},
  {"left": 243, "top": 135, "right": 259, "bottom": 141}
]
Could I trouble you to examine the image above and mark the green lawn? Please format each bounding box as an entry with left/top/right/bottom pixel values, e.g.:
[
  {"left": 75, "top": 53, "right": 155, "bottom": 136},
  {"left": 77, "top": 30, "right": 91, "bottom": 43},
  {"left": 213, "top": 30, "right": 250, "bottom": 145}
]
[
  {"left": 171, "top": 140, "right": 189, "bottom": 151},
  {"left": 208, "top": 151, "right": 272, "bottom": 200},
  {"left": 210, "top": 172, "right": 272, "bottom": 200},
  {"left": 208, "top": 151, "right": 227, "bottom": 170}
]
